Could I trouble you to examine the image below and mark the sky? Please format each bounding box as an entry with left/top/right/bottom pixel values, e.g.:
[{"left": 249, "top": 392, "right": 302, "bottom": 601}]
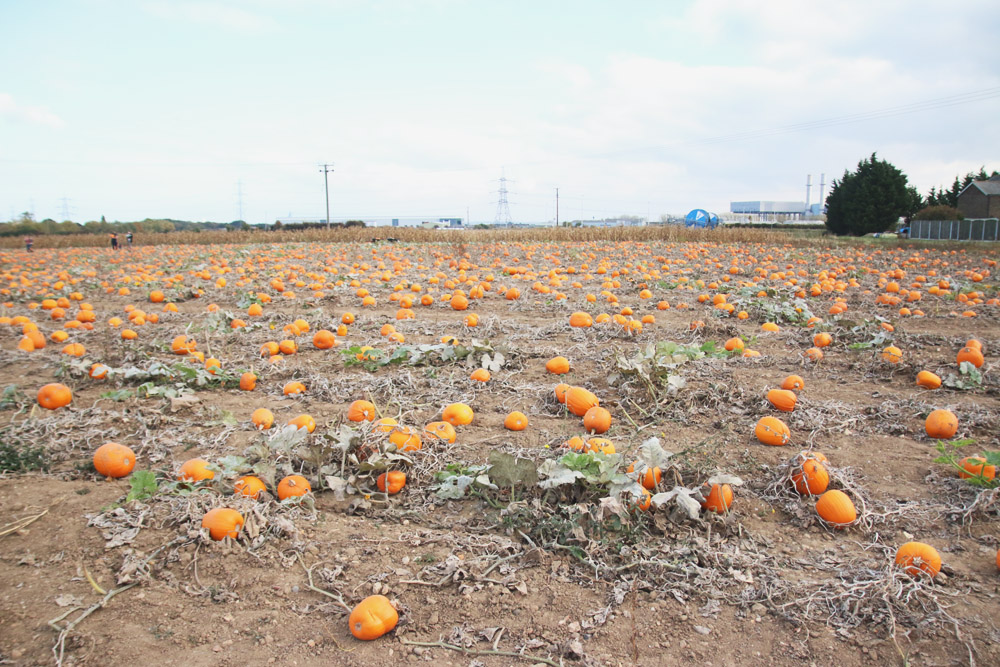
[{"left": 2, "top": 0, "right": 999, "bottom": 226}]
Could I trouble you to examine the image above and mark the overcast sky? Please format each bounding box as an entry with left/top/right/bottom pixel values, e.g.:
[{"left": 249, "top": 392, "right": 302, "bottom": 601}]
[{"left": 2, "top": 0, "right": 998, "bottom": 225}]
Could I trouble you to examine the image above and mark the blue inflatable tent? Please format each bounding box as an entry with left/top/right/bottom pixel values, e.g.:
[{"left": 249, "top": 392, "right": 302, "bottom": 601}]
[{"left": 684, "top": 209, "right": 719, "bottom": 228}]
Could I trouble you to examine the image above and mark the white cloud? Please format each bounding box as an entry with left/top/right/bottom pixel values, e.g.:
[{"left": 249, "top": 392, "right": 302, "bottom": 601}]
[
  {"left": 0, "top": 93, "right": 65, "bottom": 128},
  {"left": 141, "top": 1, "right": 277, "bottom": 33}
]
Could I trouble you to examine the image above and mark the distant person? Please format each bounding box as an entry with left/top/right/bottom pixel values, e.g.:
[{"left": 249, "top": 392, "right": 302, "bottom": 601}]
[
  {"left": 24, "top": 236, "right": 33, "bottom": 253},
  {"left": 110, "top": 233, "right": 119, "bottom": 250},
  {"left": 126, "top": 231, "right": 134, "bottom": 249}
]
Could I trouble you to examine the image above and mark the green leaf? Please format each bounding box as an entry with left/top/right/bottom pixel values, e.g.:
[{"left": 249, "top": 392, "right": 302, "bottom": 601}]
[
  {"left": 125, "top": 470, "right": 158, "bottom": 502},
  {"left": 487, "top": 451, "right": 538, "bottom": 488}
]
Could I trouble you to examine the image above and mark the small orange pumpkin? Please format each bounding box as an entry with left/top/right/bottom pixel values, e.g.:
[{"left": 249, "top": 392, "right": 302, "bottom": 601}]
[
  {"left": 701, "top": 483, "right": 733, "bottom": 513},
  {"left": 178, "top": 458, "right": 215, "bottom": 482},
  {"left": 349, "top": 594, "right": 398, "bottom": 640},
  {"left": 423, "top": 421, "right": 457, "bottom": 444},
  {"left": 881, "top": 345, "right": 902, "bottom": 364},
  {"left": 377, "top": 471, "right": 406, "bottom": 495},
  {"left": 470, "top": 368, "right": 491, "bottom": 382},
  {"left": 894, "top": 541, "right": 942, "bottom": 578},
  {"left": 781, "top": 375, "right": 805, "bottom": 391},
  {"left": 347, "top": 400, "right": 377, "bottom": 422},
  {"left": 956, "top": 346, "right": 984, "bottom": 368},
  {"left": 503, "top": 411, "right": 529, "bottom": 431},
  {"left": 288, "top": 414, "right": 316, "bottom": 433},
  {"left": 239, "top": 372, "right": 257, "bottom": 391},
  {"left": 251, "top": 408, "right": 274, "bottom": 430},
  {"left": 958, "top": 456, "right": 996, "bottom": 481}
]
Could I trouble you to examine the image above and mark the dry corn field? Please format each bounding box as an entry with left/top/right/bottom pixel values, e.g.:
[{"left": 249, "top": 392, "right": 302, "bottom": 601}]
[{"left": 0, "top": 233, "right": 998, "bottom": 667}]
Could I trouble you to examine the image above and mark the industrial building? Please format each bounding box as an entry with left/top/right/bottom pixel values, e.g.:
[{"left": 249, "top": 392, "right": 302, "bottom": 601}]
[{"left": 729, "top": 201, "right": 809, "bottom": 222}]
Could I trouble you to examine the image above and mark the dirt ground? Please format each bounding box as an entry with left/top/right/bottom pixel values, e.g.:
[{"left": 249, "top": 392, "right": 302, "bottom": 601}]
[{"left": 0, "top": 239, "right": 998, "bottom": 666}]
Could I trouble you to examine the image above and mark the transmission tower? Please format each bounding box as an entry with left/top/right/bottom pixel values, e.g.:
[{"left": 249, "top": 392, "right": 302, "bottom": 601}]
[{"left": 494, "top": 170, "right": 512, "bottom": 225}]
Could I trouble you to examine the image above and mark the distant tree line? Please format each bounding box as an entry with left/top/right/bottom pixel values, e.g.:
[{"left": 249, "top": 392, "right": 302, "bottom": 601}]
[
  {"left": 0, "top": 214, "right": 370, "bottom": 237},
  {"left": 925, "top": 167, "right": 999, "bottom": 208}
]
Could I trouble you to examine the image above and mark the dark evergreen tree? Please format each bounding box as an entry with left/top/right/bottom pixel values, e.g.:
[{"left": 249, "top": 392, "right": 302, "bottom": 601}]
[{"left": 825, "top": 153, "right": 920, "bottom": 236}]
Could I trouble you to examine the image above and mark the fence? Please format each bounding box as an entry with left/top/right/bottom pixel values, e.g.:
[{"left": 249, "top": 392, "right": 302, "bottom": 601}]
[{"left": 909, "top": 218, "right": 999, "bottom": 241}]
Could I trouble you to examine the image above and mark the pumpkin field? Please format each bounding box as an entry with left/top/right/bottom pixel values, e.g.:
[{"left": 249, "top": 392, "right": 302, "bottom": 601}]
[{"left": 0, "top": 229, "right": 998, "bottom": 666}]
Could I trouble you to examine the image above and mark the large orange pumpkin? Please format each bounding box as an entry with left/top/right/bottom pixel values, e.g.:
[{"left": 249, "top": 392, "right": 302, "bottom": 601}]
[
  {"left": 925, "top": 409, "right": 958, "bottom": 439},
  {"left": 93, "top": 443, "right": 136, "bottom": 478},
  {"left": 766, "top": 389, "right": 797, "bottom": 412},
  {"left": 754, "top": 416, "right": 790, "bottom": 446},
  {"left": 565, "top": 386, "right": 599, "bottom": 417},
  {"left": 815, "top": 490, "right": 856, "bottom": 526}
]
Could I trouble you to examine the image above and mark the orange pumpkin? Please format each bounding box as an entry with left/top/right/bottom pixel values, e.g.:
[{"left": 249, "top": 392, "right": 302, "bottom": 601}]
[
  {"left": 288, "top": 414, "right": 316, "bottom": 433},
  {"left": 766, "top": 389, "right": 797, "bottom": 412},
  {"left": 283, "top": 381, "right": 306, "bottom": 396},
  {"left": 251, "top": 408, "right": 274, "bottom": 430},
  {"left": 202, "top": 508, "right": 244, "bottom": 541},
  {"left": 313, "top": 329, "right": 337, "bottom": 349},
  {"left": 93, "top": 442, "right": 136, "bottom": 478},
  {"left": 894, "top": 541, "right": 942, "bottom": 578},
  {"left": 388, "top": 426, "right": 422, "bottom": 452},
  {"left": 925, "top": 409, "right": 958, "bottom": 439},
  {"left": 277, "top": 475, "right": 311, "bottom": 500},
  {"left": 347, "top": 400, "right": 377, "bottom": 422},
  {"left": 554, "top": 383, "right": 570, "bottom": 404},
  {"left": 812, "top": 332, "right": 832, "bottom": 348},
  {"left": 791, "top": 459, "right": 829, "bottom": 495},
  {"left": 503, "top": 411, "right": 529, "bottom": 431},
  {"left": 781, "top": 375, "right": 805, "bottom": 391},
  {"left": 958, "top": 456, "right": 996, "bottom": 481},
  {"left": 442, "top": 402, "right": 474, "bottom": 426},
  {"left": 349, "top": 594, "right": 398, "bottom": 640},
  {"left": 239, "top": 372, "right": 257, "bottom": 391},
  {"left": 545, "top": 356, "right": 571, "bottom": 374},
  {"left": 423, "top": 421, "right": 457, "bottom": 444},
  {"left": 583, "top": 406, "right": 612, "bottom": 434},
  {"left": 754, "top": 416, "right": 790, "bottom": 446},
  {"left": 701, "top": 483, "right": 733, "bottom": 513},
  {"left": 233, "top": 475, "right": 267, "bottom": 499},
  {"left": 37, "top": 383, "right": 73, "bottom": 410},
  {"left": 881, "top": 346, "right": 902, "bottom": 364},
  {"left": 178, "top": 458, "right": 215, "bottom": 482},
  {"left": 470, "top": 368, "right": 491, "bottom": 382},
  {"left": 956, "top": 346, "right": 984, "bottom": 368},
  {"left": 565, "top": 386, "right": 599, "bottom": 417},
  {"left": 627, "top": 463, "right": 662, "bottom": 490},
  {"left": 568, "top": 311, "right": 593, "bottom": 328},
  {"left": 377, "top": 471, "right": 407, "bottom": 495},
  {"left": 815, "top": 490, "right": 856, "bottom": 526},
  {"left": 915, "top": 371, "right": 941, "bottom": 390}
]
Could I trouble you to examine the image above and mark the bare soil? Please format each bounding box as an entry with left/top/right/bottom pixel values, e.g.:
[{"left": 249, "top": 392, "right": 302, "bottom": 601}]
[{"left": 1, "top": 240, "right": 998, "bottom": 667}]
